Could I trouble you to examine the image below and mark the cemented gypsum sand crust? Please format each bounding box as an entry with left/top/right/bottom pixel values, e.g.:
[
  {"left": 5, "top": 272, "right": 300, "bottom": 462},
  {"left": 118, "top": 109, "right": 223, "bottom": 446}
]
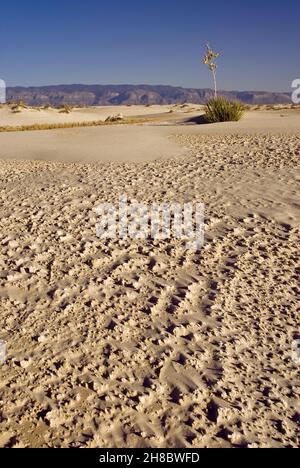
[{"left": 0, "top": 133, "right": 299, "bottom": 448}]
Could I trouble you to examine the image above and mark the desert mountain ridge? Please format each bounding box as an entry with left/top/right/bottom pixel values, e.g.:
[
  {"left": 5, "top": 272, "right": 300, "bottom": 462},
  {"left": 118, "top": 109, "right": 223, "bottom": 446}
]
[{"left": 6, "top": 84, "right": 292, "bottom": 106}]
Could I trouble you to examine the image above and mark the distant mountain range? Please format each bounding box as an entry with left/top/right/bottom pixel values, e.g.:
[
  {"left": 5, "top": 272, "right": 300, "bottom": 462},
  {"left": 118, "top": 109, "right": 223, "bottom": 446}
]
[{"left": 6, "top": 84, "right": 292, "bottom": 106}]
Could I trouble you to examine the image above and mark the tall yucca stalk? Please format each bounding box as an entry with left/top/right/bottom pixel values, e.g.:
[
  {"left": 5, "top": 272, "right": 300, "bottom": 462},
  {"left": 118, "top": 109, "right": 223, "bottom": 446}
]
[{"left": 203, "top": 43, "right": 220, "bottom": 98}]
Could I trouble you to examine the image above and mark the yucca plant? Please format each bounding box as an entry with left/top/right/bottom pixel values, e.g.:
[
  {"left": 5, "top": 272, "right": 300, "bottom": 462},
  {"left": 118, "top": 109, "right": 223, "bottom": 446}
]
[
  {"left": 204, "top": 97, "right": 244, "bottom": 123},
  {"left": 203, "top": 43, "right": 220, "bottom": 98},
  {"left": 202, "top": 43, "right": 245, "bottom": 122}
]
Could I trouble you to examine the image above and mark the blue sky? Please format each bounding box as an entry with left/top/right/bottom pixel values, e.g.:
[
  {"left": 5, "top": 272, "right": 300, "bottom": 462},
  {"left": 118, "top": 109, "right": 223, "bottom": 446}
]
[{"left": 1, "top": 0, "right": 299, "bottom": 91}]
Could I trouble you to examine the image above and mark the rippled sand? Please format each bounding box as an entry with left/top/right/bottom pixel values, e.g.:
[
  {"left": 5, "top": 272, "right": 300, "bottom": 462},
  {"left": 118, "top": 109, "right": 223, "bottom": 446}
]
[{"left": 0, "top": 124, "right": 299, "bottom": 447}]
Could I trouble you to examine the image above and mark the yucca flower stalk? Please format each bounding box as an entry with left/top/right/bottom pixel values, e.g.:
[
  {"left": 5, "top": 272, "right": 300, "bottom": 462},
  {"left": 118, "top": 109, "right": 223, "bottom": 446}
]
[{"left": 203, "top": 43, "right": 220, "bottom": 98}]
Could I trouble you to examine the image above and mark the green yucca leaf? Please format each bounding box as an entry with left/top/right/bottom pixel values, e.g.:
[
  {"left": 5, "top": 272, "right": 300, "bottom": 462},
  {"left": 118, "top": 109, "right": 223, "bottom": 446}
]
[{"left": 204, "top": 97, "right": 245, "bottom": 123}]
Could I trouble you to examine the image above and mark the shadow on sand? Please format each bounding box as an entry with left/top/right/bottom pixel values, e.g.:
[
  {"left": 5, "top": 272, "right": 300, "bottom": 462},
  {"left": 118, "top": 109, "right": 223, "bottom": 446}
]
[
  {"left": 146, "top": 114, "right": 211, "bottom": 127},
  {"left": 184, "top": 115, "right": 210, "bottom": 125}
]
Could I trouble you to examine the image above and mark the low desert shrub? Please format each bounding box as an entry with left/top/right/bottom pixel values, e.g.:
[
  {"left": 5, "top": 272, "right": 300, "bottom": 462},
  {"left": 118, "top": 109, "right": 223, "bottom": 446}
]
[
  {"left": 58, "top": 104, "right": 73, "bottom": 114},
  {"left": 204, "top": 97, "right": 244, "bottom": 123}
]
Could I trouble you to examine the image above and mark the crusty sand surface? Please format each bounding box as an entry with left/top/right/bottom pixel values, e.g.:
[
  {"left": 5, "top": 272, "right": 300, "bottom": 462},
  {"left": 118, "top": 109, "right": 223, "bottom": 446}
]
[{"left": 0, "top": 111, "right": 299, "bottom": 448}]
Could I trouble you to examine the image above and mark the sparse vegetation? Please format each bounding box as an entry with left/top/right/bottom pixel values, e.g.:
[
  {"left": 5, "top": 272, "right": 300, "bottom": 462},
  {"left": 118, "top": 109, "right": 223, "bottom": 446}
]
[
  {"left": 8, "top": 100, "right": 28, "bottom": 113},
  {"left": 0, "top": 117, "right": 153, "bottom": 133},
  {"left": 202, "top": 44, "right": 245, "bottom": 123},
  {"left": 204, "top": 97, "right": 245, "bottom": 123},
  {"left": 11, "top": 106, "right": 22, "bottom": 114},
  {"left": 11, "top": 100, "right": 28, "bottom": 109},
  {"left": 58, "top": 104, "right": 73, "bottom": 114},
  {"left": 17, "top": 100, "right": 28, "bottom": 108}
]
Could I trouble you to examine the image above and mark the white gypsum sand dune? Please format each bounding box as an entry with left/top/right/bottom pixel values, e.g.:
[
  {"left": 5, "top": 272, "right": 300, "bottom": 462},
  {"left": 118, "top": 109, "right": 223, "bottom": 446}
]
[
  {"left": 0, "top": 104, "right": 195, "bottom": 128},
  {"left": 0, "top": 109, "right": 299, "bottom": 163},
  {"left": 0, "top": 108, "right": 299, "bottom": 448}
]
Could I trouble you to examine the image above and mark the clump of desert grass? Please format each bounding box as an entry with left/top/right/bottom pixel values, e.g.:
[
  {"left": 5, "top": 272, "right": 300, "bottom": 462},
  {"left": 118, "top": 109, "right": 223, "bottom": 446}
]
[
  {"left": 58, "top": 104, "right": 73, "bottom": 114},
  {"left": 11, "top": 106, "right": 22, "bottom": 114},
  {"left": 204, "top": 97, "right": 245, "bottom": 123},
  {"left": 10, "top": 100, "right": 29, "bottom": 113}
]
